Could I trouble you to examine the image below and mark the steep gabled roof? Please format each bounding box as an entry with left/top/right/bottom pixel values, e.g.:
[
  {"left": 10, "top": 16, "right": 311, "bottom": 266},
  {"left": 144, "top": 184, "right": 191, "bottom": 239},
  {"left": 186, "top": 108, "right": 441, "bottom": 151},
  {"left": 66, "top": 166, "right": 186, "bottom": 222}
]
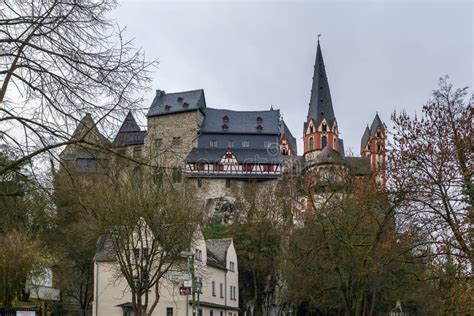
[
  {"left": 205, "top": 238, "right": 232, "bottom": 270},
  {"left": 307, "top": 41, "right": 335, "bottom": 127},
  {"left": 361, "top": 125, "right": 371, "bottom": 150},
  {"left": 71, "top": 113, "right": 111, "bottom": 147},
  {"left": 369, "top": 113, "right": 384, "bottom": 136},
  {"left": 147, "top": 89, "right": 206, "bottom": 117},
  {"left": 113, "top": 111, "right": 146, "bottom": 146},
  {"left": 280, "top": 120, "right": 297, "bottom": 154}
]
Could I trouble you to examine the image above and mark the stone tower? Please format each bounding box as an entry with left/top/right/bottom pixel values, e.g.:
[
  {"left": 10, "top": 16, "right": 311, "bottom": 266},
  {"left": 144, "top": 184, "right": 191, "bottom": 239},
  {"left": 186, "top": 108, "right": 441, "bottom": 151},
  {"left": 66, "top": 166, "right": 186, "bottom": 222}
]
[{"left": 361, "top": 113, "right": 386, "bottom": 185}]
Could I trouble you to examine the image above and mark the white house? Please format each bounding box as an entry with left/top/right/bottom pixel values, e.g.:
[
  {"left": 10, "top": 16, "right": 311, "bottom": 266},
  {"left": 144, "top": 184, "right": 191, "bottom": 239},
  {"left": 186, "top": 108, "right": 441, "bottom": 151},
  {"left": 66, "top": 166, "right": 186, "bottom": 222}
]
[{"left": 92, "top": 230, "right": 239, "bottom": 316}]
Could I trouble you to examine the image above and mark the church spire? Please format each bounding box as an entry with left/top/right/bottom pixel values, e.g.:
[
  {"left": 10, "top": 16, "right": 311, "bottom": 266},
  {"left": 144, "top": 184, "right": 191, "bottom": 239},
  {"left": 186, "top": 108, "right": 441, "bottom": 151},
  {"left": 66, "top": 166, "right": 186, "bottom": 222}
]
[{"left": 307, "top": 40, "right": 335, "bottom": 126}]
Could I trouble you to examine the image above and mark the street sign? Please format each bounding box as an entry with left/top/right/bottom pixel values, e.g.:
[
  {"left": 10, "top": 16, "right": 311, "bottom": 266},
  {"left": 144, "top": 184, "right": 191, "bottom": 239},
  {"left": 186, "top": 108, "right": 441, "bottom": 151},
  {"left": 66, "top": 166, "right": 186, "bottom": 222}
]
[
  {"left": 179, "top": 286, "right": 192, "bottom": 295},
  {"left": 164, "top": 272, "right": 191, "bottom": 282}
]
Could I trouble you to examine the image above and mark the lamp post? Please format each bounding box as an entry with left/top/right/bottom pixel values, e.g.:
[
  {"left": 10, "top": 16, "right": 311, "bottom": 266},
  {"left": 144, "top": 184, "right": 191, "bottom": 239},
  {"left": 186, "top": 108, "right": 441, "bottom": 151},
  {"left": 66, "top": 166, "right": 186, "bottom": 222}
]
[{"left": 180, "top": 251, "right": 196, "bottom": 316}]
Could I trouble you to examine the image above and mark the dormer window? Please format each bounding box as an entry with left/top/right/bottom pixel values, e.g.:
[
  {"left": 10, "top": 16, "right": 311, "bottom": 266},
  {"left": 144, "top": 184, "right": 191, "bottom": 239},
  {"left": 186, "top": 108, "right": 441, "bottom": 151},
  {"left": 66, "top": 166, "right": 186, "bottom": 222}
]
[
  {"left": 222, "top": 124, "right": 229, "bottom": 131},
  {"left": 256, "top": 125, "right": 263, "bottom": 132},
  {"left": 322, "top": 123, "right": 327, "bottom": 132},
  {"left": 177, "top": 97, "right": 183, "bottom": 102},
  {"left": 164, "top": 105, "right": 171, "bottom": 111},
  {"left": 256, "top": 116, "right": 263, "bottom": 124},
  {"left": 223, "top": 115, "right": 229, "bottom": 123},
  {"left": 183, "top": 102, "right": 189, "bottom": 108}
]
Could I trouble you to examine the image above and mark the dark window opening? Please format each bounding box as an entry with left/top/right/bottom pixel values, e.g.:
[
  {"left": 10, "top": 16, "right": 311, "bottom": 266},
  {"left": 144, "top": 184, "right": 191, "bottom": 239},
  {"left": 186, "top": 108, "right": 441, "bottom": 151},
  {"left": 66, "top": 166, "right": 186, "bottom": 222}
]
[
  {"left": 166, "top": 307, "right": 173, "bottom": 316},
  {"left": 309, "top": 136, "right": 314, "bottom": 151},
  {"left": 322, "top": 124, "right": 327, "bottom": 132},
  {"left": 256, "top": 116, "right": 263, "bottom": 123},
  {"left": 197, "top": 178, "right": 202, "bottom": 188},
  {"left": 222, "top": 124, "right": 229, "bottom": 131},
  {"left": 165, "top": 105, "right": 171, "bottom": 111},
  {"left": 172, "top": 137, "right": 182, "bottom": 146},
  {"left": 153, "top": 167, "right": 164, "bottom": 186},
  {"left": 223, "top": 115, "right": 229, "bottom": 123},
  {"left": 322, "top": 136, "right": 327, "bottom": 148},
  {"left": 214, "top": 163, "right": 224, "bottom": 171},
  {"left": 309, "top": 126, "right": 314, "bottom": 134},
  {"left": 183, "top": 102, "right": 189, "bottom": 108},
  {"left": 243, "top": 164, "right": 253, "bottom": 172},
  {"left": 225, "top": 179, "right": 231, "bottom": 188},
  {"left": 133, "top": 146, "right": 142, "bottom": 158},
  {"left": 256, "top": 125, "right": 263, "bottom": 132},
  {"left": 177, "top": 97, "right": 183, "bottom": 102}
]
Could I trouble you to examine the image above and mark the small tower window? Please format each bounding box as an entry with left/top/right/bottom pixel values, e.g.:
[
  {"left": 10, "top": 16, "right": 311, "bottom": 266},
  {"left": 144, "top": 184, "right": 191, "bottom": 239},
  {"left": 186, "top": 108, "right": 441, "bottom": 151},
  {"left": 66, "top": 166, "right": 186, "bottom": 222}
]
[
  {"left": 376, "top": 131, "right": 382, "bottom": 138},
  {"left": 309, "top": 126, "right": 314, "bottom": 134},
  {"left": 256, "top": 116, "right": 263, "bottom": 124},
  {"left": 322, "top": 123, "right": 327, "bottom": 132},
  {"left": 322, "top": 136, "right": 327, "bottom": 148},
  {"left": 309, "top": 136, "right": 314, "bottom": 151}
]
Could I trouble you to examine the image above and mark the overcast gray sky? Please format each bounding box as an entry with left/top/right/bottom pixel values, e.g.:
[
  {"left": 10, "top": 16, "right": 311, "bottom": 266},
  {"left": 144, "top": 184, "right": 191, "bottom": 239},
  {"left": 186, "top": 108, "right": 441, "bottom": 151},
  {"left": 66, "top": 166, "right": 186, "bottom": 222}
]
[{"left": 113, "top": 0, "right": 473, "bottom": 155}]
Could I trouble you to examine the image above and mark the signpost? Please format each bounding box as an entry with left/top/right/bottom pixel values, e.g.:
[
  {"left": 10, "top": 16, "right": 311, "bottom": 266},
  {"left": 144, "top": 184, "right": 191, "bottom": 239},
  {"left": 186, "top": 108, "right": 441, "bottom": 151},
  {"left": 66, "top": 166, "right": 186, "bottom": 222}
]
[{"left": 164, "top": 272, "right": 191, "bottom": 282}]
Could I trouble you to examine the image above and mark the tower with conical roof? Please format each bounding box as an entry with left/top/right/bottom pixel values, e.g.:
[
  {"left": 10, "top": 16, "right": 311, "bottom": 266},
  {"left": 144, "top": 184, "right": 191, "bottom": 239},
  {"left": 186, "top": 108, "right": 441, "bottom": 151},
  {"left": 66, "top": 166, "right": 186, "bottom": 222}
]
[{"left": 303, "top": 40, "right": 341, "bottom": 159}]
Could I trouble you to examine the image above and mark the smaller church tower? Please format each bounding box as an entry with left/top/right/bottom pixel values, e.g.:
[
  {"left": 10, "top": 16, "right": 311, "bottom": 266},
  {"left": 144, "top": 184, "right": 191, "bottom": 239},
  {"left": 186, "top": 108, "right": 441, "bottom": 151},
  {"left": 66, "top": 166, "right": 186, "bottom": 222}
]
[
  {"left": 361, "top": 113, "right": 386, "bottom": 185},
  {"left": 303, "top": 40, "right": 341, "bottom": 158}
]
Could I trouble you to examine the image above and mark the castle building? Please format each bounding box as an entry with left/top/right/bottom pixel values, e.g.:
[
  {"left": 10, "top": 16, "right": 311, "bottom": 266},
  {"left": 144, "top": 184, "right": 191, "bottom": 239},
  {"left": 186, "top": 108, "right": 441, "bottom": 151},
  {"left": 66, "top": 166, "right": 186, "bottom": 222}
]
[{"left": 58, "top": 39, "right": 386, "bottom": 315}]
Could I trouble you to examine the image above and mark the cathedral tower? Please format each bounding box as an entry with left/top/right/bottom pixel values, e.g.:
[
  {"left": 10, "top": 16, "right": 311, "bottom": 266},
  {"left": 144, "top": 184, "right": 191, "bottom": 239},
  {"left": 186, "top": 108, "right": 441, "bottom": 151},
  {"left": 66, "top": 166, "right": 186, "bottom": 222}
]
[
  {"left": 361, "top": 113, "right": 386, "bottom": 185},
  {"left": 303, "top": 40, "right": 341, "bottom": 159}
]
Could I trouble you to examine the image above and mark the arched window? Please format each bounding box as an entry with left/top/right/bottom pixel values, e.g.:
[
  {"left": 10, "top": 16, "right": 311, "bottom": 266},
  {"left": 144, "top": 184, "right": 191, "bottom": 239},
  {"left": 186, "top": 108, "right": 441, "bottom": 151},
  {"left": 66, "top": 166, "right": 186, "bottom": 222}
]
[
  {"left": 322, "top": 136, "right": 327, "bottom": 148},
  {"left": 322, "top": 123, "right": 327, "bottom": 132},
  {"left": 309, "top": 126, "right": 314, "bottom": 134},
  {"left": 309, "top": 136, "right": 314, "bottom": 151}
]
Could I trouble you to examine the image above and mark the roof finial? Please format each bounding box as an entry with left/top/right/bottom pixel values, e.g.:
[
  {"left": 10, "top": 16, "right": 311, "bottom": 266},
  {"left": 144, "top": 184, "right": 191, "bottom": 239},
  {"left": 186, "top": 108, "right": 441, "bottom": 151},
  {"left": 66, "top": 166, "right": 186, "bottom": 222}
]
[{"left": 317, "top": 34, "right": 321, "bottom": 43}]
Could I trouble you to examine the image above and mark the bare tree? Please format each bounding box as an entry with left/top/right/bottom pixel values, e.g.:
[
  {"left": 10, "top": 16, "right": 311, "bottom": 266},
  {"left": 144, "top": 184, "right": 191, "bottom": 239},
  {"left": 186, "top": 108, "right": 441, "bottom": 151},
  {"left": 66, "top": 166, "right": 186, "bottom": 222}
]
[
  {"left": 84, "top": 171, "right": 201, "bottom": 316},
  {"left": 0, "top": 0, "right": 156, "bottom": 175},
  {"left": 388, "top": 76, "right": 472, "bottom": 266}
]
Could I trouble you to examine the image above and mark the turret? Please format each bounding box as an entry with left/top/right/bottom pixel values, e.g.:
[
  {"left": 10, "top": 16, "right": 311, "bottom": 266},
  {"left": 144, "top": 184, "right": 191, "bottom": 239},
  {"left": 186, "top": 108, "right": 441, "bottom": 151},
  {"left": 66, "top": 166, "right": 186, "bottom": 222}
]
[{"left": 361, "top": 113, "right": 386, "bottom": 185}]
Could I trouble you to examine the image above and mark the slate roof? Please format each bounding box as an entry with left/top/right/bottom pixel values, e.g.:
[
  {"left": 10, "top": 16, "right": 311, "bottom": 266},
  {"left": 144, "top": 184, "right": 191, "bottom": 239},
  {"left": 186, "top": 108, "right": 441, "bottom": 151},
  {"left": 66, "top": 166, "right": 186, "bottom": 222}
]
[
  {"left": 280, "top": 120, "right": 297, "bottom": 154},
  {"left": 370, "top": 113, "right": 384, "bottom": 136},
  {"left": 205, "top": 238, "right": 232, "bottom": 270},
  {"left": 361, "top": 125, "right": 371, "bottom": 150},
  {"left": 344, "top": 157, "right": 371, "bottom": 176},
  {"left": 186, "top": 148, "right": 284, "bottom": 164},
  {"left": 307, "top": 41, "right": 336, "bottom": 127},
  {"left": 147, "top": 89, "right": 206, "bottom": 117},
  {"left": 113, "top": 111, "right": 146, "bottom": 146},
  {"left": 306, "top": 146, "right": 345, "bottom": 168},
  {"left": 93, "top": 235, "right": 115, "bottom": 262},
  {"left": 201, "top": 108, "right": 280, "bottom": 135}
]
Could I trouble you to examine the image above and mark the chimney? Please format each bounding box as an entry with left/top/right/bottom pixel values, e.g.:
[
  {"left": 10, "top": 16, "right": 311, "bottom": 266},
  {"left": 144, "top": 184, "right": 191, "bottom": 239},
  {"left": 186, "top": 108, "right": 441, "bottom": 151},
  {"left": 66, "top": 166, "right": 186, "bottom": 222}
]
[{"left": 156, "top": 89, "right": 165, "bottom": 97}]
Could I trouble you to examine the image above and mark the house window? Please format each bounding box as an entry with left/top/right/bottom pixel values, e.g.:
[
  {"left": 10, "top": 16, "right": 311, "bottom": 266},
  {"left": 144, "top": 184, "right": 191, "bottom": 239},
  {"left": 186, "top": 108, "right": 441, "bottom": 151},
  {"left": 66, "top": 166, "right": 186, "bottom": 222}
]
[
  {"left": 197, "top": 178, "right": 203, "bottom": 188},
  {"left": 242, "top": 140, "right": 250, "bottom": 148},
  {"left": 172, "top": 167, "right": 182, "bottom": 183},
  {"left": 210, "top": 311, "right": 214, "bottom": 316},
  {"left": 212, "top": 281, "right": 216, "bottom": 296},
  {"left": 321, "top": 135, "right": 327, "bottom": 148},
  {"left": 198, "top": 309, "right": 202, "bottom": 316},
  {"left": 225, "top": 179, "right": 231, "bottom": 188},
  {"left": 155, "top": 138, "right": 163, "bottom": 148},
  {"left": 166, "top": 307, "right": 173, "bottom": 316},
  {"left": 172, "top": 137, "right": 182, "bottom": 146},
  {"left": 133, "top": 146, "right": 142, "bottom": 158},
  {"left": 210, "top": 140, "right": 217, "bottom": 148},
  {"left": 214, "top": 163, "right": 224, "bottom": 172},
  {"left": 220, "top": 312, "right": 223, "bottom": 316},
  {"left": 195, "top": 249, "right": 202, "bottom": 261},
  {"left": 164, "top": 104, "right": 171, "bottom": 111},
  {"left": 220, "top": 283, "right": 223, "bottom": 298},
  {"left": 309, "top": 136, "right": 314, "bottom": 151},
  {"left": 229, "top": 261, "right": 235, "bottom": 272},
  {"left": 228, "top": 140, "right": 234, "bottom": 148}
]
